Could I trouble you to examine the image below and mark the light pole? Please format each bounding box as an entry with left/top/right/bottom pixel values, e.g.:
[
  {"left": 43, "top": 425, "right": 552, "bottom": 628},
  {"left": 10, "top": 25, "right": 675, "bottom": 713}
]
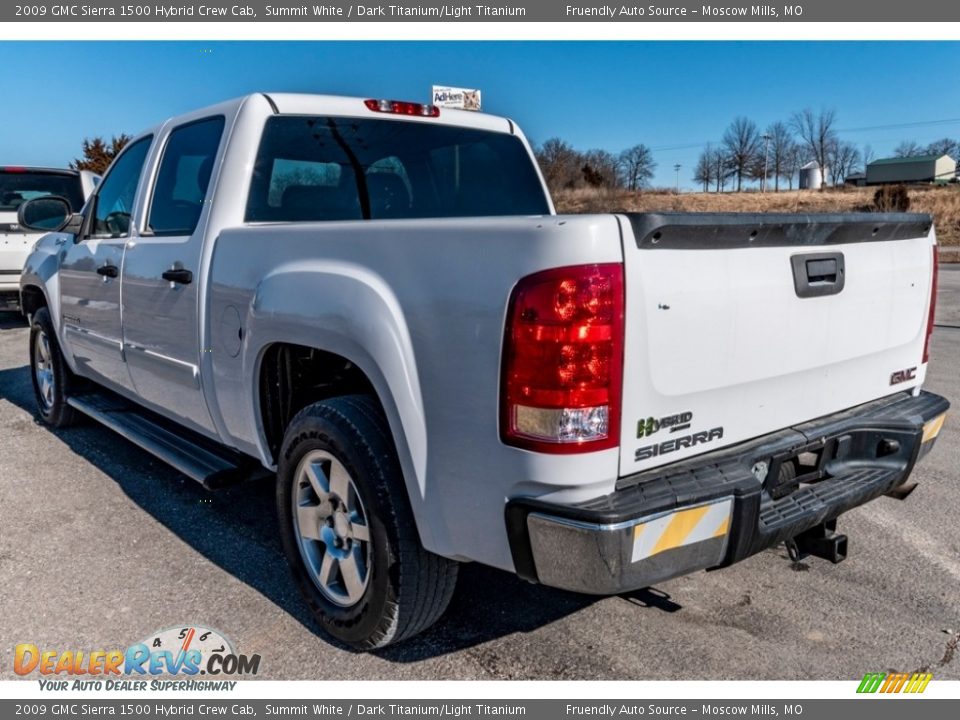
[
  {"left": 761, "top": 133, "right": 772, "bottom": 193},
  {"left": 674, "top": 163, "right": 681, "bottom": 193}
]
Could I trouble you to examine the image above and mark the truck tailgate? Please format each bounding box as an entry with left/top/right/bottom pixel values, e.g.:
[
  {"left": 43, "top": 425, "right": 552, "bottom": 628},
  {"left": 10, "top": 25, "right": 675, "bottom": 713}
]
[{"left": 617, "top": 212, "right": 936, "bottom": 476}]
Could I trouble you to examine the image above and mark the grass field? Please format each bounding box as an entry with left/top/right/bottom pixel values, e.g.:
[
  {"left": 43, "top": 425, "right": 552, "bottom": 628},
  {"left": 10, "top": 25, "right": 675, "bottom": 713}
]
[{"left": 553, "top": 185, "right": 960, "bottom": 251}]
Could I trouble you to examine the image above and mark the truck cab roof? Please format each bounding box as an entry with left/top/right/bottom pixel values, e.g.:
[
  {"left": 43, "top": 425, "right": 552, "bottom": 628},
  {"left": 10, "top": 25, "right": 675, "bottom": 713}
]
[{"left": 138, "top": 93, "right": 516, "bottom": 140}]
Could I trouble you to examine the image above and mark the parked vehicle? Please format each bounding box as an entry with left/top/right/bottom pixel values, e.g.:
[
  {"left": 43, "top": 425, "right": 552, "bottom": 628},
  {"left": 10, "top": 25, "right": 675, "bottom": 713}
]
[
  {"left": 0, "top": 166, "right": 98, "bottom": 310},
  {"left": 17, "top": 94, "right": 949, "bottom": 649}
]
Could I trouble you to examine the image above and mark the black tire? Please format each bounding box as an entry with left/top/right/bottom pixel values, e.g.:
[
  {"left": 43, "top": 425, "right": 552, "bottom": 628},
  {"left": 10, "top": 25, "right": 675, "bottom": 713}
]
[
  {"left": 277, "top": 395, "right": 458, "bottom": 649},
  {"left": 28, "top": 306, "right": 78, "bottom": 428}
]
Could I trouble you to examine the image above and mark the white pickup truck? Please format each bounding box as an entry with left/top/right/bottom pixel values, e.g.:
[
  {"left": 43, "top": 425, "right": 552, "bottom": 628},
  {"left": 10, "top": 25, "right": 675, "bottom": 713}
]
[
  {"left": 1, "top": 166, "right": 98, "bottom": 309},
  {"left": 17, "top": 93, "right": 949, "bottom": 649}
]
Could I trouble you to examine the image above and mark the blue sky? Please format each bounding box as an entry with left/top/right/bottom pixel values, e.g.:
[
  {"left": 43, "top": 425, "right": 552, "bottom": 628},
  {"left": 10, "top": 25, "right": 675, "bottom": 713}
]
[{"left": 2, "top": 41, "right": 959, "bottom": 189}]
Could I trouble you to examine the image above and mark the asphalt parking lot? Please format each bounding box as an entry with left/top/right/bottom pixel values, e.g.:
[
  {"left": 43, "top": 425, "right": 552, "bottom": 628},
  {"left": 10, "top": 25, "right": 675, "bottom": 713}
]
[{"left": 1, "top": 268, "right": 958, "bottom": 681}]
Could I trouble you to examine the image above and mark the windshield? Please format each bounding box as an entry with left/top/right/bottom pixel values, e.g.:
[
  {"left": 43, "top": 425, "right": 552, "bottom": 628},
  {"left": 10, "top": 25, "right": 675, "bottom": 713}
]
[
  {"left": 0, "top": 170, "right": 85, "bottom": 213},
  {"left": 246, "top": 116, "right": 551, "bottom": 222}
]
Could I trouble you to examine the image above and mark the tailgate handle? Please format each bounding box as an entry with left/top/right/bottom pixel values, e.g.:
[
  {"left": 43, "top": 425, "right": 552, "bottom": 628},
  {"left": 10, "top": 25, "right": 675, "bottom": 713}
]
[
  {"left": 805, "top": 258, "right": 837, "bottom": 283},
  {"left": 791, "top": 252, "right": 845, "bottom": 298}
]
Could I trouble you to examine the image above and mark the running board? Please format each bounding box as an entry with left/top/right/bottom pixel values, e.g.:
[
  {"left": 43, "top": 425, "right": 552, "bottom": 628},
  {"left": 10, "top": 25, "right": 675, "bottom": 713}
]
[{"left": 67, "top": 391, "right": 270, "bottom": 489}]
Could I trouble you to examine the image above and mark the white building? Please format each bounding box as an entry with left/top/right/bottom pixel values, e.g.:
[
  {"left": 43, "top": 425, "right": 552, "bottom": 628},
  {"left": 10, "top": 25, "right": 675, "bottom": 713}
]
[{"left": 799, "top": 161, "right": 827, "bottom": 190}]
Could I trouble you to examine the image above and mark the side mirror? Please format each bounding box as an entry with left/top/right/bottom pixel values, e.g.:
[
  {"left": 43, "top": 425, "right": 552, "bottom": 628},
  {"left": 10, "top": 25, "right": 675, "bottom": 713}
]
[{"left": 17, "top": 196, "right": 73, "bottom": 232}]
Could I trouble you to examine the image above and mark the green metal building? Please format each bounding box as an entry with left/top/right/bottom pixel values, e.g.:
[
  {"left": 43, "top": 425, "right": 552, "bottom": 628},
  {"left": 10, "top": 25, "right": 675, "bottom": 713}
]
[{"left": 865, "top": 154, "right": 957, "bottom": 185}]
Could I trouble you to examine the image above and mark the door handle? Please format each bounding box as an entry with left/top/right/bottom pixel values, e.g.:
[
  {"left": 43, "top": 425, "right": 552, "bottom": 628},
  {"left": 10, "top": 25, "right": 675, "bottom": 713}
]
[
  {"left": 96, "top": 264, "right": 119, "bottom": 278},
  {"left": 162, "top": 268, "right": 193, "bottom": 285}
]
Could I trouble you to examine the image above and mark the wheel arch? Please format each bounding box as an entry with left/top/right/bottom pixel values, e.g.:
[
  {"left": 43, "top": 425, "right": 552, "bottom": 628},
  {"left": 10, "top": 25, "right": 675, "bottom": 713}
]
[
  {"left": 216, "top": 258, "right": 435, "bottom": 550},
  {"left": 20, "top": 240, "right": 69, "bottom": 361},
  {"left": 252, "top": 337, "right": 436, "bottom": 551},
  {"left": 19, "top": 284, "right": 47, "bottom": 319}
]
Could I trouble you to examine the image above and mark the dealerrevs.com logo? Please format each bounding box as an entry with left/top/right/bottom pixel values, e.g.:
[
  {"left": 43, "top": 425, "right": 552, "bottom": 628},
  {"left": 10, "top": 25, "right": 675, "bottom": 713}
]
[{"left": 14, "top": 626, "right": 261, "bottom": 691}]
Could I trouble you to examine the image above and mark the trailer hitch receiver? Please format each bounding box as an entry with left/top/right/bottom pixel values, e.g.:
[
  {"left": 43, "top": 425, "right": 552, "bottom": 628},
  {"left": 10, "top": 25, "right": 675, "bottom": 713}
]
[{"left": 786, "top": 520, "right": 848, "bottom": 564}]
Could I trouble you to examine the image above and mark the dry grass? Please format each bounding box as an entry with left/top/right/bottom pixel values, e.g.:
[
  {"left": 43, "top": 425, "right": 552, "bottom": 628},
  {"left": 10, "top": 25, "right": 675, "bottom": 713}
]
[{"left": 553, "top": 185, "right": 960, "bottom": 247}]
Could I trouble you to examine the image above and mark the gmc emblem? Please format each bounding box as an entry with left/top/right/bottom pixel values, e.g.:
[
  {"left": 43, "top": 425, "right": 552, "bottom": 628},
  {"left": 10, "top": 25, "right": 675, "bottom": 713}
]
[{"left": 890, "top": 367, "right": 917, "bottom": 386}]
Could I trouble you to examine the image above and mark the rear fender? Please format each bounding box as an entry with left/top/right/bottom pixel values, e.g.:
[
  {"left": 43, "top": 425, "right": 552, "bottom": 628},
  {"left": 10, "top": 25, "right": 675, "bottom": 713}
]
[{"left": 246, "top": 260, "right": 433, "bottom": 547}]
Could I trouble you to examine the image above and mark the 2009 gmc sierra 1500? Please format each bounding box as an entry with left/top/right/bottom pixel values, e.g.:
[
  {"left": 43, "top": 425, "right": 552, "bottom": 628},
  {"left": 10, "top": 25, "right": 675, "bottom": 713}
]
[{"left": 16, "top": 93, "right": 949, "bottom": 649}]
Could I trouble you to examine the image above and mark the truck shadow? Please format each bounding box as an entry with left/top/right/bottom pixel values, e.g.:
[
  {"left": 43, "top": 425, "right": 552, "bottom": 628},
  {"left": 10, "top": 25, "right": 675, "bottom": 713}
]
[
  {"left": 0, "top": 313, "right": 27, "bottom": 330},
  {"left": 0, "top": 363, "right": 679, "bottom": 661}
]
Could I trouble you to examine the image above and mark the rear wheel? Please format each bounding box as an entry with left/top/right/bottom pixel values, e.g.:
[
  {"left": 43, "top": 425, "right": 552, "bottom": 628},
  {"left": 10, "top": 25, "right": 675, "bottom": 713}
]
[
  {"left": 277, "top": 395, "right": 458, "bottom": 649},
  {"left": 29, "top": 306, "right": 77, "bottom": 428}
]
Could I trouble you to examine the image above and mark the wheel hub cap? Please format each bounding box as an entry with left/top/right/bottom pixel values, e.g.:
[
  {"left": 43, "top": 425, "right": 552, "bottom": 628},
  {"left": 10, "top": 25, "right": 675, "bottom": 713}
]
[
  {"left": 333, "top": 510, "right": 351, "bottom": 540},
  {"left": 33, "top": 328, "right": 55, "bottom": 411},
  {"left": 292, "top": 450, "right": 371, "bottom": 607}
]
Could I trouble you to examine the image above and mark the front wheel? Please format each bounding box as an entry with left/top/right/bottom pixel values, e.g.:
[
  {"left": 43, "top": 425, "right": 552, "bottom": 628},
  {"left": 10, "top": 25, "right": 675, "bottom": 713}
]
[
  {"left": 277, "top": 395, "right": 458, "bottom": 649},
  {"left": 29, "top": 306, "right": 77, "bottom": 428}
]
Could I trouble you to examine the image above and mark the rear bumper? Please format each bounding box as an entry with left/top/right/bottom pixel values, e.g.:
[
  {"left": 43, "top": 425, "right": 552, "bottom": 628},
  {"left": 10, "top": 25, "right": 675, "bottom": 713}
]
[{"left": 506, "top": 390, "right": 949, "bottom": 594}]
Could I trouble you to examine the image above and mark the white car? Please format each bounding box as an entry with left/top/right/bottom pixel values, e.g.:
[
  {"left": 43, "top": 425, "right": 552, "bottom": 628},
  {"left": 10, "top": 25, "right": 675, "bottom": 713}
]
[{"left": 0, "top": 166, "right": 98, "bottom": 309}]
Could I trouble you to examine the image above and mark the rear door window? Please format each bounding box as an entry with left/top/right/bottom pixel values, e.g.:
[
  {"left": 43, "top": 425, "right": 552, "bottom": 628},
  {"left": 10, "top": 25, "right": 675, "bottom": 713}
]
[{"left": 147, "top": 116, "right": 225, "bottom": 236}]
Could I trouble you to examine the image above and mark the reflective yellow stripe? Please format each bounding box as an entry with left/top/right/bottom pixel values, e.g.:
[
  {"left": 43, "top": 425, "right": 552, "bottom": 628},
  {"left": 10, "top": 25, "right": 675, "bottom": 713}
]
[
  {"left": 630, "top": 499, "right": 733, "bottom": 563},
  {"left": 650, "top": 505, "right": 710, "bottom": 556},
  {"left": 712, "top": 517, "right": 729, "bottom": 538},
  {"left": 916, "top": 673, "right": 933, "bottom": 693},
  {"left": 922, "top": 413, "right": 946, "bottom": 443}
]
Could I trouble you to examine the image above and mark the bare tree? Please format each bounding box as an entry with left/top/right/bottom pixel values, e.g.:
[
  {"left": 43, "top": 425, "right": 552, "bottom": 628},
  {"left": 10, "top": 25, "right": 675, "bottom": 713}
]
[
  {"left": 828, "top": 140, "right": 861, "bottom": 186},
  {"left": 826, "top": 140, "right": 841, "bottom": 186},
  {"left": 694, "top": 145, "right": 715, "bottom": 192},
  {"left": 709, "top": 150, "right": 724, "bottom": 192},
  {"left": 618, "top": 144, "right": 656, "bottom": 191},
  {"left": 722, "top": 116, "right": 762, "bottom": 192},
  {"left": 781, "top": 141, "right": 803, "bottom": 190},
  {"left": 861, "top": 144, "right": 875, "bottom": 168},
  {"left": 715, "top": 149, "right": 736, "bottom": 192},
  {"left": 893, "top": 140, "right": 924, "bottom": 158},
  {"left": 764, "top": 121, "right": 793, "bottom": 192},
  {"left": 790, "top": 108, "right": 837, "bottom": 189},
  {"left": 582, "top": 149, "right": 620, "bottom": 188},
  {"left": 925, "top": 137, "right": 960, "bottom": 159},
  {"left": 693, "top": 143, "right": 714, "bottom": 192},
  {"left": 746, "top": 152, "right": 769, "bottom": 187},
  {"left": 535, "top": 138, "right": 582, "bottom": 192}
]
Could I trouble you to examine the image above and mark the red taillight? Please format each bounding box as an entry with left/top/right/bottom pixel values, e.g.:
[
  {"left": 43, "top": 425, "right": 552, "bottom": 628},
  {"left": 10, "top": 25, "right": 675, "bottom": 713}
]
[
  {"left": 1, "top": 166, "right": 26, "bottom": 173},
  {"left": 501, "top": 264, "right": 624, "bottom": 453},
  {"left": 923, "top": 246, "right": 939, "bottom": 364},
  {"left": 364, "top": 99, "right": 440, "bottom": 118}
]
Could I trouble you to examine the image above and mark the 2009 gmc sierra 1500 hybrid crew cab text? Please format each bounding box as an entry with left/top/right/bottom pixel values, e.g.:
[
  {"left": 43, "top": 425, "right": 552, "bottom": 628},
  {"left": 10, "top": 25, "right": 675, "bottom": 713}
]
[{"left": 16, "top": 93, "right": 949, "bottom": 649}]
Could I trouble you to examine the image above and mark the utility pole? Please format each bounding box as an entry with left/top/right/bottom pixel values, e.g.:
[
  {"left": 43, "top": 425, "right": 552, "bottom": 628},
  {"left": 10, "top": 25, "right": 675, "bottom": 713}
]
[
  {"left": 674, "top": 163, "right": 681, "bottom": 193},
  {"left": 761, "top": 133, "right": 772, "bottom": 193}
]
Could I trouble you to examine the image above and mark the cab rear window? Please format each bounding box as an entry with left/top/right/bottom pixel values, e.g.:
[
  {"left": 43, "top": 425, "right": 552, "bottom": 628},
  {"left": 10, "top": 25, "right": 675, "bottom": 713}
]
[{"left": 245, "top": 116, "right": 550, "bottom": 222}]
